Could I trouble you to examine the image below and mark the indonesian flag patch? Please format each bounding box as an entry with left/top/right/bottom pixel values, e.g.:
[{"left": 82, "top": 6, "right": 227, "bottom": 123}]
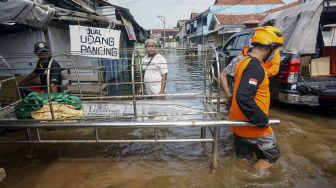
[{"left": 249, "top": 78, "right": 258, "bottom": 85}]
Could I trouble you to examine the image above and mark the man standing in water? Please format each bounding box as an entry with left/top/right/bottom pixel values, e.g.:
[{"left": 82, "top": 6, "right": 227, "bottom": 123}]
[
  {"left": 229, "top": 26, "right": 284, "bottom": 169},
  {"left": 141, "top": 39, "right": 168, "bottom": 97},
  {"left": 220, "top": 38, "right": 281, "bottom": 112}
]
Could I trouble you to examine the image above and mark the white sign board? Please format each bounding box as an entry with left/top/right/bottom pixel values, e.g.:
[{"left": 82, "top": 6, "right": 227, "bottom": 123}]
[
  {"left": 69, "top": 25, "right": 120, "bottom": 59},
  {"left": 82, "top": 103, "right": 126, "bottom": 117}
]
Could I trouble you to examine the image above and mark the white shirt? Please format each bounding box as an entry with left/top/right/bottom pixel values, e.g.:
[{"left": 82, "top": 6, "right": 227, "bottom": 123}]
[{"left": 142, "top": 53, "right": 168, "bottom": 95}]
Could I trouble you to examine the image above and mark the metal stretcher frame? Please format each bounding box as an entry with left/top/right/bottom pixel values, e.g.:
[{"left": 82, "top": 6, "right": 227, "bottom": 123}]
[{"left": 0, "top": 48, "right": 280, "bottom": 171}]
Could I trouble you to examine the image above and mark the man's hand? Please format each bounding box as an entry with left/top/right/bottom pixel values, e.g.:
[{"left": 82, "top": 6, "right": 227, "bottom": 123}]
[
  {"left": 225, "top": 91, "right": 232, "bottom": 103},
  {"left": 226, "top": 97, "right": 232, "bottom": 105},
  {"left": 257, "top": 119, "right": 269, "bottom": 128},
  {"left": 159, "top": 91, "right": 165, "bottom": 99},
  {"left": 19, "top": 71, "right": 37, "bottom": 87}
]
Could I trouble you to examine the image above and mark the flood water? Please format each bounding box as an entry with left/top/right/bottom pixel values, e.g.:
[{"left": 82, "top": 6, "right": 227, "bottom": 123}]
[{"left": 0, "top": 50, "right": 335, "bottom": 188}]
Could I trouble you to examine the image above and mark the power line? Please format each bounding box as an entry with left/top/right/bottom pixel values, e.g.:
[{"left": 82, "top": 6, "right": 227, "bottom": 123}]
[{"left": 208, "top": 0, "right": 245, "bottom": 14}]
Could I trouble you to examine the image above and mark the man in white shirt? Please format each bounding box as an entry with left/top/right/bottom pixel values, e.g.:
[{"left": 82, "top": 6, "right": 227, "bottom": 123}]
[{"left": 142, "top": 39, "right": 168, "bottom": 96}]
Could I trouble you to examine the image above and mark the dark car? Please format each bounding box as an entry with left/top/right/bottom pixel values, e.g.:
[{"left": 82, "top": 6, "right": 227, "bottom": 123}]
[{"left": 214, "top": 28, "right": 336, "bottom": 107}]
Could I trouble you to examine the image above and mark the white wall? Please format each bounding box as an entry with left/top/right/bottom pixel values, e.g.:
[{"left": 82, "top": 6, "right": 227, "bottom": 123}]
[
  {"left": 0, "top": 27, "right": 101, "bottom": 77},
  {"left": 0, "top": 29, "right": 44, "bottom": 76}
]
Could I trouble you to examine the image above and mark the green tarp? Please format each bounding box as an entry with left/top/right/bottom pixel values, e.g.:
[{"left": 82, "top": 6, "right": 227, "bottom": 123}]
[{"left": 15, "top": 92, "right": 81, "bottom": 119}]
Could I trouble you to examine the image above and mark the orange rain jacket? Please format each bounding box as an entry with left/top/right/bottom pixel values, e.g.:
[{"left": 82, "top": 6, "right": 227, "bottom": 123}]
[{"left": 229, "top": 56, "right": 272, "bottom": 138}]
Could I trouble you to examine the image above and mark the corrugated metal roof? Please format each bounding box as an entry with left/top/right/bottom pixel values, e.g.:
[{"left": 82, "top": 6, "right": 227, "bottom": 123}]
[
  {"left": 215, "top": 0, "right": 284, "bottom": 5},
  {"left": 0, "top": 0, "right": 148, "bottom": 41}
]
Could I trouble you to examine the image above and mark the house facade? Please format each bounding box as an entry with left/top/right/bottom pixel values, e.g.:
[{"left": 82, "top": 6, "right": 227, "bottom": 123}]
[
  {"left": 179, "top": 0, "right": 287, "bottom": 49},
  {"left": 207, "top": 14, "right": 265, "bottom": 48},
  {"left": 149, "top": 28, "right": 179, "bottom": 47}
]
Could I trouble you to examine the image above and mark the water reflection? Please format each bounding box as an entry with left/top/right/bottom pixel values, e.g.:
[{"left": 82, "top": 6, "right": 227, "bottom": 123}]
[{"left": 163, "top": 50, "right": 206, "bottom": 94}]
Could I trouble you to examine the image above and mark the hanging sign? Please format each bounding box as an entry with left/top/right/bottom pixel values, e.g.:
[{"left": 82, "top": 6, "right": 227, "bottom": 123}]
[
  {"left": 69, "top": 25, "right": 120, "bottom": 59},
  {"left": 121, "top": 16, "right": 136, "bottom": 41}
]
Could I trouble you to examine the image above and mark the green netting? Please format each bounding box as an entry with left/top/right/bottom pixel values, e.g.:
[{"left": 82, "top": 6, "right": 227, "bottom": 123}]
[{"left": 15, "top": 92, "right": 81, "bottom": 119}]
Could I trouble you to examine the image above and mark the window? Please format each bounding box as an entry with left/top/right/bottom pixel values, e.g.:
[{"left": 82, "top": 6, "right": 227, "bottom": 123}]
[
  {"left": 234, "top": 34, "right": 249, "bottom": 50},
  {"left": 223, "top": 37, "right": 237, "bottom": 51},
  {"left": 186, "top": 23, "right": 190, "bottom": 34},
  {"left": 203, "top": 16, "right": 207, "bottom": 26},
  {"left": 246, "top": 33, "right": 253, "bottom": 44},
  {"left": 193, "top": 21, "right": 197, "bottom": 32}
]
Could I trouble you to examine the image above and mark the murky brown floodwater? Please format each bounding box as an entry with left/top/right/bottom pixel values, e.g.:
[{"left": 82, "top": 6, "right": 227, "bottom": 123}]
[{"left": 0, "top": 50, "right": 335, "bottom": 188}]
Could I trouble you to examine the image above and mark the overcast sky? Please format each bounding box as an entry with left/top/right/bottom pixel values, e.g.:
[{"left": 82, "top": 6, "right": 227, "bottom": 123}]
[
  {"left": 108, "top": 0, "right": 297, "bottom": 30},
  {"left": 108, "top": 0, "right": 214, "bottom": 29}
]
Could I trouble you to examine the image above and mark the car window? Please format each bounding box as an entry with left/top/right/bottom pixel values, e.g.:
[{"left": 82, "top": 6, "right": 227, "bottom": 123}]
[
  {"left": 246, "top": 33, "right": 253, "bottom": 45},
  {"left": 223, "top": 37, "right": 237, "bottom": 51},
  {"left": 234, "top": 34, "right": 249, "bottom": 50}
]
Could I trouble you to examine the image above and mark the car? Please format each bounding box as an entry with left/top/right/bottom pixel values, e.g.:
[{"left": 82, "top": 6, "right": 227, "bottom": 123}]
[{"left": 213, "top": 27, "right": 336, "bottom": 107}]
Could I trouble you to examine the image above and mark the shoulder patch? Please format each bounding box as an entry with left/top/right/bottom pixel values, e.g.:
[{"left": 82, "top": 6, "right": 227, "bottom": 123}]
[{"left": 249, "top": 78, "right": 258, "bottom": 85}]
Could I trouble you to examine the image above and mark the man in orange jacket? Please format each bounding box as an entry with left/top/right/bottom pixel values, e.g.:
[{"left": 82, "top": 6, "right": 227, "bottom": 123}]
[
  {"left": 220, "top": 38, "right": 280, "bottom": 111},
  {"left": 229, "top": 26, "right": 284, "bottom": 169}
]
